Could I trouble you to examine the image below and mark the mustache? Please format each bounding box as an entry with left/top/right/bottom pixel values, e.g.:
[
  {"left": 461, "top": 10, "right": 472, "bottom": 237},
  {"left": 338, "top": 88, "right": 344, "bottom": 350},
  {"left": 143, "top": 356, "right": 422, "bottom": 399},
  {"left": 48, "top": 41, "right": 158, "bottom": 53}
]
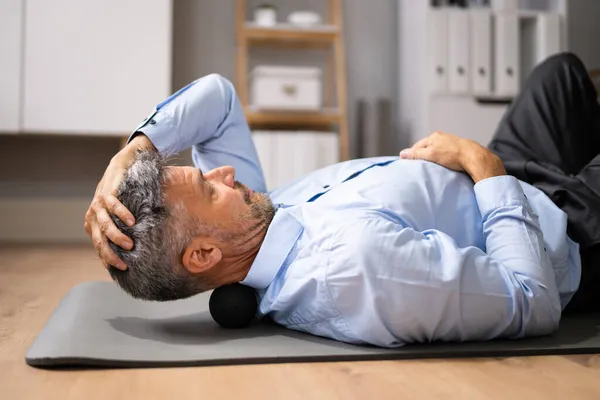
[{"left": 234, "top": 180, "right": 251, "bottom": 204}]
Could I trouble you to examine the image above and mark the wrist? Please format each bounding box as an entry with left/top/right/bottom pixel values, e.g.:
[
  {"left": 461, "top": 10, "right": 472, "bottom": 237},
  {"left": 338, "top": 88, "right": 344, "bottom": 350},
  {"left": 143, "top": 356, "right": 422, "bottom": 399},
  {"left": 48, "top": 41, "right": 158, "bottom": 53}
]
[
  {"left": 128, "top": 133, "right": 157, "bottom": 152},
  {"left": 112, "top": 134, "right": 156, "bottom": 167},
  {"left": 463, "top": 146, "right": 506, "bottom": 183}
]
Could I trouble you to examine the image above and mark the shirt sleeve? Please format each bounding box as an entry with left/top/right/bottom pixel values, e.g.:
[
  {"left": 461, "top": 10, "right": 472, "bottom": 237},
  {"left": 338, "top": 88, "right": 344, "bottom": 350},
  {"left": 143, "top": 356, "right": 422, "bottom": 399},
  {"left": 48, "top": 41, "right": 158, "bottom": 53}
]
[
  {"left": 128, "top": 74, "right": 267, "bottom": 193},
  {"left": 325, "top": 176, "right": 562, "bottom": 347}
]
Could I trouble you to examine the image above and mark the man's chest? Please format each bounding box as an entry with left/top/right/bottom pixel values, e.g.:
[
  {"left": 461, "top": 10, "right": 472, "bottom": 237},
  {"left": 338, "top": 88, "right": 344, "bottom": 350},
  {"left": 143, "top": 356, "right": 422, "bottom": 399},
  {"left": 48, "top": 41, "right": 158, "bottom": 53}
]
[{"left": 281, "top": 161, "right": 484, "bottom": 247}]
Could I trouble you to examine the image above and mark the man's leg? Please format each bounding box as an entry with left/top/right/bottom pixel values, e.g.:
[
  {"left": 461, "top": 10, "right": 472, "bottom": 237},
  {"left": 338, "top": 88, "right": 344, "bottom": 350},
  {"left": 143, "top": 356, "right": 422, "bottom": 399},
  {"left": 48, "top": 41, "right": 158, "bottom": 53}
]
[
  {"left": 489, "top": 53, "right": 600, "bottom": 313},
  {"left": 489, "top": 52, "right": 600, "bottom": 250}
]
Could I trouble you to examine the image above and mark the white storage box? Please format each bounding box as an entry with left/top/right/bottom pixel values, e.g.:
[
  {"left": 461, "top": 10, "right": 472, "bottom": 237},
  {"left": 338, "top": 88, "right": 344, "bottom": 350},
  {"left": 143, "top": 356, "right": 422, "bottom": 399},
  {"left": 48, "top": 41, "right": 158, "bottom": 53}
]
[{"left": 250, "top": 66, "right": 322, "bottom": 111}]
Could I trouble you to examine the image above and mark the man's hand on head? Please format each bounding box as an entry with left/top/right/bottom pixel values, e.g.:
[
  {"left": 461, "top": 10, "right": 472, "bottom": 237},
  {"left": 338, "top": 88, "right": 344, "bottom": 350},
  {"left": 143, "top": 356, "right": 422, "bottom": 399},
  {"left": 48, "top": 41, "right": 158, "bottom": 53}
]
[
  {"left": 84, "top": 134, "right": 157, "bottom": 270},
  {"left": 399, "top": 131, "right": 506, "bottom": 183}
]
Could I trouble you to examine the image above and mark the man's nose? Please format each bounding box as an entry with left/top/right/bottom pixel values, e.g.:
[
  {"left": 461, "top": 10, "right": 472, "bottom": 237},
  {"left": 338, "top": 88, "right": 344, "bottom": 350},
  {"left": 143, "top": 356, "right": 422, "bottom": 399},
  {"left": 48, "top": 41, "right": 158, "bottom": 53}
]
[{"left": 206, "top": 166, "right": 235, "bottom": 188}]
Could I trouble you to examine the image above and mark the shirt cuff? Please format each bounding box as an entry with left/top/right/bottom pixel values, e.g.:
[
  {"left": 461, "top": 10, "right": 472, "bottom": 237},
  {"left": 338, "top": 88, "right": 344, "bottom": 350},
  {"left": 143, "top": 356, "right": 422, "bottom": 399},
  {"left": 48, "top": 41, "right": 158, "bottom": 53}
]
[
  {"left": 126, "top": 109, "right": 175, "bottom": 154},
  {"left": 474, "top": 175, "right": 529, "bottom": 216}
]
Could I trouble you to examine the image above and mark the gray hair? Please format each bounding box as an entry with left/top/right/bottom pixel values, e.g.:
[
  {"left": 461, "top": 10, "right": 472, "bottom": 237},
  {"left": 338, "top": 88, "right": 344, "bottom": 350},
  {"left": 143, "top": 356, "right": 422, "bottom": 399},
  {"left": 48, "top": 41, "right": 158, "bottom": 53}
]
[{"left": 108, "top": 150, "right": 202, "bottom": 301}]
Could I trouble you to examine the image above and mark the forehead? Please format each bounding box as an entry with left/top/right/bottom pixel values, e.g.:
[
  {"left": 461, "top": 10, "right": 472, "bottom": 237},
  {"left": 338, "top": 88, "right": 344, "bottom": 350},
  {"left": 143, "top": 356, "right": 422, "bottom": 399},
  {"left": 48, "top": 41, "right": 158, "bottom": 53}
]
[
  {"left": 161, "top": 166, "right": 204, "bottom": 204},
  {"left": 163, "top": 166, "right": 200, "bottom": 184}
]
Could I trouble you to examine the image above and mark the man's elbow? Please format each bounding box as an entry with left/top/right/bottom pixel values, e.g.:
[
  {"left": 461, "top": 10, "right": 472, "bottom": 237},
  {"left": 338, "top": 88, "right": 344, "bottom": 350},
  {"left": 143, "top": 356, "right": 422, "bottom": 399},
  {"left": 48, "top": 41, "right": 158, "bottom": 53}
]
[
  {"left": 202, "top": 73, "right": 233, "bottom": 95},
  {"left": 202, "top": 73, "right": 228, "bottom": 86},
  {"left": 542, "top": 298, "right": 562, "bottom": 333},
  {"left": 200, "top": 73, "right": 236, "bottom": 109},
  {"left": 522, "top": 292, "right": 562, "bottom": 337}
]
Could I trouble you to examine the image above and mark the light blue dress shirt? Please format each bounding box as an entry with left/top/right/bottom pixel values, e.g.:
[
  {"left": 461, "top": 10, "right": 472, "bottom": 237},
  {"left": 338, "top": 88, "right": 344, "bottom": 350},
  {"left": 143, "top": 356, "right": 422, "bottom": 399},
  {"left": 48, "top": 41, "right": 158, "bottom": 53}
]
[{"left": 131, "top": 74, "right": 582, "bottom": 347}]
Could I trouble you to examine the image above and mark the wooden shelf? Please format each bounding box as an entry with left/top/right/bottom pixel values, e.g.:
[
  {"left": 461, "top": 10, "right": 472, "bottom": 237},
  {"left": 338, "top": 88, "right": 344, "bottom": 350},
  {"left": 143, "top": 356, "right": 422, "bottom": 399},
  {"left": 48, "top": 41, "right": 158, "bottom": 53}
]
[
  {"left": 245, "top": 109, "right": 341, "bottom": 128},
  {"left": 243, "top": 23, "right": 338, "bottom": 46}
]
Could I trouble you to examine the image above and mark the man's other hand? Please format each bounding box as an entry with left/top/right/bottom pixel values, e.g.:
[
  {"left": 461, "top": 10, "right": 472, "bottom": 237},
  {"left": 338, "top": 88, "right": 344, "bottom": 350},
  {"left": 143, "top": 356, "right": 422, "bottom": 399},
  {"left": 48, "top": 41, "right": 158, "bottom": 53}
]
[
  {"left": 84, "top": 134, "right": 156, "bottom": 270},
  {"left": 85, "top": 156, "right": 134, "bottom": 270},
  {"left": 399, "top": 131, "right": 506, "bottom": 183}
]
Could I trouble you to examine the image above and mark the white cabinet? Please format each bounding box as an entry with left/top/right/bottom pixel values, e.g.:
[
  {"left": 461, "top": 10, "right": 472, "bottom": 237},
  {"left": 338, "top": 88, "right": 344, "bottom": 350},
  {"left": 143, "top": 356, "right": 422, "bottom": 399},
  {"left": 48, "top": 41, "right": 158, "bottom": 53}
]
[
  {"left": 0, "top": 0, "right": 23, "bottom": 133},
  {"left": 399, "top": 0, "right": 600, "bottom": 148},
  {"left": 22, "top": 0, "right": 172, "bottom": 135}
]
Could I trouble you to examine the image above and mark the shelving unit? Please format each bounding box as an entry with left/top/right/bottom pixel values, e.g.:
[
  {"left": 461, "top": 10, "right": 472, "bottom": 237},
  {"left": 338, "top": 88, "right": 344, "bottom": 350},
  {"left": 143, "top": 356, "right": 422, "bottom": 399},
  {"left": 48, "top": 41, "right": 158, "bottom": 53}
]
[{"left": 235, "top": 0, "right": 349, "bottom": 161}]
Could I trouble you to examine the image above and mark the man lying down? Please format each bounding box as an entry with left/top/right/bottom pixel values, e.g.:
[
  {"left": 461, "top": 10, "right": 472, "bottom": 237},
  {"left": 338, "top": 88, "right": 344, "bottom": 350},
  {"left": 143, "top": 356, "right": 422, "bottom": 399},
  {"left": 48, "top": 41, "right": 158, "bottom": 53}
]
[{"left": 85, "top": 53, "right": 600, "bottom": 348}]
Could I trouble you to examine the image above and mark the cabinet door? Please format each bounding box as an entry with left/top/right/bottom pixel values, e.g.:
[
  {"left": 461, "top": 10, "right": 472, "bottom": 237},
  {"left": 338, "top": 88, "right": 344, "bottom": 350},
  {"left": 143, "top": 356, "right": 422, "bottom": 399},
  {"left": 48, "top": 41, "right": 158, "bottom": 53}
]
[
  {"left": 0, "top": 0, "right": 23, "bottom": 133},
  {"left": 427, "top": 10, "right": 449, "bottom": 94},
  {"left": 470, "top": 10, "right": 492, "bottom": 97},
  {"left": 448, "top": 10, "right": 470, "bottom": 94},
  {"left": 494, "top": 13, "right": 520, "bottom": 98},
  {"left": 23, "top": 0, "right": 172, "bottom": 135}
]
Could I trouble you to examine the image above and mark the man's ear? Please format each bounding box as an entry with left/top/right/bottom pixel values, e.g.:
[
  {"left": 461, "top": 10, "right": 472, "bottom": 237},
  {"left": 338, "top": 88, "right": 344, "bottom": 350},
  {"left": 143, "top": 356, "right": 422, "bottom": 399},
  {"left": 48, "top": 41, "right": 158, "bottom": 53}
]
[{"left": 182, "top": 237, "right": 222, "bottom": 274}]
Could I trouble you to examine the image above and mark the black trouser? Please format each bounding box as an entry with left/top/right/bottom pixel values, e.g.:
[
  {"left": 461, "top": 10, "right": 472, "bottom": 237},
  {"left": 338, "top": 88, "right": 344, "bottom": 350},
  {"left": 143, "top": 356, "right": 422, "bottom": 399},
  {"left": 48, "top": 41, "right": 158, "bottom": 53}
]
[{"left": 488, "top": 52, "right": 600, "bottom": 313}]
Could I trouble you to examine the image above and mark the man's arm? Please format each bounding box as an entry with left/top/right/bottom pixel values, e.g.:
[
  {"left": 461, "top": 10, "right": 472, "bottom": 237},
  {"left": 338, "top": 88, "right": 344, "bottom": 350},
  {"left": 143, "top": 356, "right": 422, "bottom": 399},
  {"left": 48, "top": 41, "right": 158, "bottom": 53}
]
[
  {"left": 85, "top": 74, "right": 265, "bottom": 270},
  {"left": 327, "top": 131, "right": 561, "bottom": 347},
  {"left": 327, "top": 198, "right": 562, "bottom": 347},
  {"left": 130, "top": 74, "right": 266, "bottom": 192},
  {"left": 322, "top": 132, "right": 561, "bottom": 347}
]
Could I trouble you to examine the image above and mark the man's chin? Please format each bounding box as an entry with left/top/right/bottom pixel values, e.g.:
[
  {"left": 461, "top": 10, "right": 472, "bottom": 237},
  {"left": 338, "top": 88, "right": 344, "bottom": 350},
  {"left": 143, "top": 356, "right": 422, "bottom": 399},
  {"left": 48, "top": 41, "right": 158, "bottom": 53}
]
[{"left": 251, "top": 192, "right": 275, "bottom": 219}]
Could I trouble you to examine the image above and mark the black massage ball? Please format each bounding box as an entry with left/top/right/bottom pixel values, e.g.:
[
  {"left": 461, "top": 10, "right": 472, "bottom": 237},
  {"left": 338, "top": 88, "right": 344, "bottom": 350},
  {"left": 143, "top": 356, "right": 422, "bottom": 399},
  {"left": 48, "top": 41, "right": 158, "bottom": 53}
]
[{"left": 209, "top": 283, "right": 258, "bottom": 329}]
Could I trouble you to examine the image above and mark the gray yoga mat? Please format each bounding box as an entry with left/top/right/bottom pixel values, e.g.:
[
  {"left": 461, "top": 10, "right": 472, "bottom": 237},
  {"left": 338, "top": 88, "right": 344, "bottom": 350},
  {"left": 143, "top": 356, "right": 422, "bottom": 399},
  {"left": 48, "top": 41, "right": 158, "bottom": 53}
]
[{"left": 26, "top": 281, "right": 600, "bottom": 369}]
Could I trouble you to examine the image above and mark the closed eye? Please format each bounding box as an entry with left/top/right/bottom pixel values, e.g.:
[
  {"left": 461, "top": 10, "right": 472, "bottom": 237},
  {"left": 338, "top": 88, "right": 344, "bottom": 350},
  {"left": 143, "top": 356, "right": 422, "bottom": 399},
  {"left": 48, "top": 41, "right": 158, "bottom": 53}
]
[
  {"left": 197, "top": 170, "right": 216, "bottom": 198},
  {"left": 207, "top": 182, "right": 216, "bottom": 197}
]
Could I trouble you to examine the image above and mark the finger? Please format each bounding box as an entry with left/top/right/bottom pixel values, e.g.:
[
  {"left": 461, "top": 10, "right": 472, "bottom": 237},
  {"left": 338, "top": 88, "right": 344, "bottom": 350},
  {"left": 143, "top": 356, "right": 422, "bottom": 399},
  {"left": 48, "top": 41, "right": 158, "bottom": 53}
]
[
  {"left": 401, "top": 147, "right": 432, "bottom": 161},
  {"left": 84, "top": 221, "right": 91, "bottom": 235},
  {"left": 105, "top": 195, "right": 135, "bottom": 226},
  {"left": 92, "top": 233, "right": 109, "bottom": 269},
  {"left": 92, "top": 227, "right": 127, "bottom": 270},
  {"left": 95, "top": 208, "right": 134, "bottom": 250},
  {"left": 85, "top": 208, "right": 93, "bottom": 227},
  {"left": 413, "top": 137, "right": 434, "bottom": 150},
  {"left": 400, "top": 136, "right": 433, "bottom": 158},
  {"left": 399, "top": 149, "right": 413, "bottom": 159}
]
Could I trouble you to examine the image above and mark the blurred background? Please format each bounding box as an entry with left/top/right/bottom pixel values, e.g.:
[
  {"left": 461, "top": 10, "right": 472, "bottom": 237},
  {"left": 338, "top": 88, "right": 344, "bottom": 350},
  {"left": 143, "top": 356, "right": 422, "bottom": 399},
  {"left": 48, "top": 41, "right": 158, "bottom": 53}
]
[{"left": 1, "top": 0, "right": 600, "bottom": 244}]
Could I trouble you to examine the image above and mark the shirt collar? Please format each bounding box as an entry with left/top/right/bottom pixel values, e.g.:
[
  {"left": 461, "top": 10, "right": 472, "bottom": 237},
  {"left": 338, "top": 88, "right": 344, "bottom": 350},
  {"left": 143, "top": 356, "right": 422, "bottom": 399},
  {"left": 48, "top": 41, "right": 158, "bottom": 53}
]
[{"left": 240, "top": 207, "right": 303, "bottom": 289}]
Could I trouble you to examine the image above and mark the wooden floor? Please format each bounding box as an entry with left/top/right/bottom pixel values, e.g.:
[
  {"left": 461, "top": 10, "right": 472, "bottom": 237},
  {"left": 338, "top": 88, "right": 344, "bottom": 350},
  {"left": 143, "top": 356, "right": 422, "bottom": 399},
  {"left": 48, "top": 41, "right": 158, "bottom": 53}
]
[{"left": 1, "top": 245, "right": 600, "bottom": 400}]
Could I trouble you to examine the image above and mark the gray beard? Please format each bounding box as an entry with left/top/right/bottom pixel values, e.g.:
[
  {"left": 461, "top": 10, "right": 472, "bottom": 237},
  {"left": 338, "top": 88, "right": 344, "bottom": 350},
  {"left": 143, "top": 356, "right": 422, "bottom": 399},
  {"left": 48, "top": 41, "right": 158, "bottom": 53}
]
[{"left": 218, "top": 191, "right": 276, "bottom": 245}]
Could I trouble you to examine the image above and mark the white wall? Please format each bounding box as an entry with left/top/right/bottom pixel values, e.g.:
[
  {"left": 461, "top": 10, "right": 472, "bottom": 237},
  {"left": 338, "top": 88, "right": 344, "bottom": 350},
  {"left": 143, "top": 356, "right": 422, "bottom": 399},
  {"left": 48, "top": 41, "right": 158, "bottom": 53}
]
[
  {"left": 1, "top": 0, "right": 400, "bottom": 242},
  {"left": 0, "top": 0, "right": 23, "bottom": 133}
]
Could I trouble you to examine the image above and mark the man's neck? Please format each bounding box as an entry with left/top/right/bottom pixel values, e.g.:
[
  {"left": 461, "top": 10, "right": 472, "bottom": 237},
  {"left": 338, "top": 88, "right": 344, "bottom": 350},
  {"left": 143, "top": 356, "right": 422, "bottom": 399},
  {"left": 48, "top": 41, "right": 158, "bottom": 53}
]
[{"left": 209, "top": 222, "right": 270, "bottom": 287}]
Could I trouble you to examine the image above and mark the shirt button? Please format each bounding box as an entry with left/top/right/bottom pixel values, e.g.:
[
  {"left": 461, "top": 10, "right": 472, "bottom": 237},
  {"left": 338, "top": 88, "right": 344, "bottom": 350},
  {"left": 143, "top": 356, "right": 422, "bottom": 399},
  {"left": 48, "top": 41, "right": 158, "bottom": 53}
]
[
  {"left": 149, "top": 119, "right": 157, "bottom": 125},
  {"left": 323, "top": 185, "right": 330, "bottom": 189}
]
